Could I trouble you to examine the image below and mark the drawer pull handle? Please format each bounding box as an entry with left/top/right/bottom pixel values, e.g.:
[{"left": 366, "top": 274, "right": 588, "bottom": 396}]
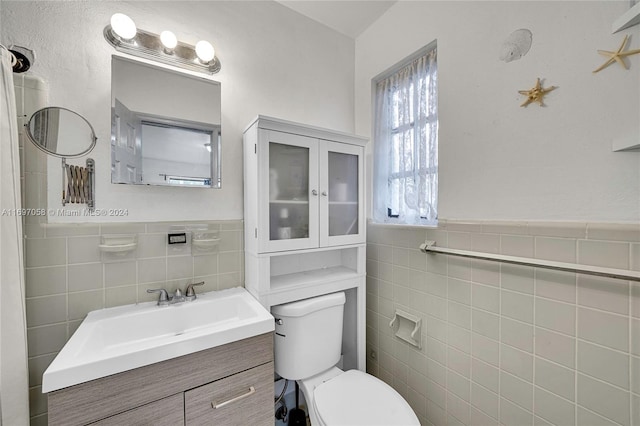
[{"left": 211, "top": 386, "right": 256, "bottom": 409}]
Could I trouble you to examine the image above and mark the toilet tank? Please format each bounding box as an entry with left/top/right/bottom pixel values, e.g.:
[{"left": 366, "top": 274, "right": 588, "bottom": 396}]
[{"left": 271, "top": 292, "right": 346, "bottom": 380}]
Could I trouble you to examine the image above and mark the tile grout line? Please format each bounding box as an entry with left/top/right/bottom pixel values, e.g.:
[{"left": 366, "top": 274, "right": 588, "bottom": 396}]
[
  {"left": 577, "top": 403, "right": 627, "bottom": 426},
  {"left": 445, "top": 253, "right": 453, "bottom": 423},
  {"left": 532, "top": 237, "right": 538, "bottom": 425},
  {"left": 64, "top": 236, "right": 70, "bottom": 339},
  {"left": 496, "top": 255, "right": 504, "bottom": 425},
  {"left": 101, "top": 236, "right": 107, "bottom": 308},
  {"left": 465, "top": 243, "right": 475, "bottom": 426},
  {"left": 628, "top": 250, "right": 632, "bottom": 426},
  {"left": 574, "top": 244, "right": 579, "bottom": 426}
]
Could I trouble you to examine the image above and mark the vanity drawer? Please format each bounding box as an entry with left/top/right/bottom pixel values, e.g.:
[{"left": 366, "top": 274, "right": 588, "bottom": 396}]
[
  {"left": 91, "top": 393, "right": 184, "bottom": 426},
  {"left": 185, "top": 361, "right": 273, "bottom": 426}
]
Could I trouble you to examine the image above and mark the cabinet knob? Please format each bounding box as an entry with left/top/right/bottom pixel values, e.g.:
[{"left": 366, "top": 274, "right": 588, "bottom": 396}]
[
  {"left": 311, "top": 190, "right": 318, "bottom": 196},
  {"left": 321, "top": 191, "right": 328, "bottom": 196}
]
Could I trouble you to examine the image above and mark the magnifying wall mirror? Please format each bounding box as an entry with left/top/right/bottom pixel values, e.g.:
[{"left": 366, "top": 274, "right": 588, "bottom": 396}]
[
  {"left": 25, "top": 107, "right": 97, "bottom": 210},
  {"left": 26, "top": 107, "right": 97, "bottom": 158},
  {"left": 111, "top": 56, "right": 222, "bottom": 188}
]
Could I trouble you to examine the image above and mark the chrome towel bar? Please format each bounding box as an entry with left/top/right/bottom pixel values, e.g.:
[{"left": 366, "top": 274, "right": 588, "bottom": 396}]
[{"left": 420, "top": 241, "right": 640, "bottom": 282}]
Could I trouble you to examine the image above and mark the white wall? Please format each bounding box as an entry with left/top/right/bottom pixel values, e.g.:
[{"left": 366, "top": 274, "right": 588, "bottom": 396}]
[
  {"left": 1, "top": 1, "right": 355, "bottom": 222},
  {"left": 356, "top": 1, "right": 640, "bottom": 222}
]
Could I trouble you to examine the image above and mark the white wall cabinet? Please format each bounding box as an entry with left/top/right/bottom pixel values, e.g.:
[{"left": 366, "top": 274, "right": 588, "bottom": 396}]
[
  {"left": 243, "top": 116, "right": 368, "bottom": 371},
  {"left": 245, "top": 118, "right": 365, "bottom": 254}
]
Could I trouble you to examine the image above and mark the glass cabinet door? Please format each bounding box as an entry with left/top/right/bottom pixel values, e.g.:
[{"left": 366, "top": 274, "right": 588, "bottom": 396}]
[
  {"left": 320, "top": 141, "right": 364, "bottom": 246},
  {"left": 260, "top": 131, "right": 318, "bottom": 252}
]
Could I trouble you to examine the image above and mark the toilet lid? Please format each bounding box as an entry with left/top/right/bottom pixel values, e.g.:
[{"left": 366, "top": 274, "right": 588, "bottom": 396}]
[{"left": 313, "top": 370, "right": 420, "bottom": 426}]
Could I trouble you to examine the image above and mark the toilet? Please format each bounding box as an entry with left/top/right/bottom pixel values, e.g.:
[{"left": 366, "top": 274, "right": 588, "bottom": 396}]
[{"left": 271, "top": 292, "right": 420, "bottom": 426}]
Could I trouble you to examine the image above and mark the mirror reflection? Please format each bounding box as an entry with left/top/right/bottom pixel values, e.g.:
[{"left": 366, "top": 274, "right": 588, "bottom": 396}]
[
  {"left": 26, "top": 107, "right": 97, "bottom": 158},
  {"left": 111, "top": 56, "right": 221, "bottom": 188}
]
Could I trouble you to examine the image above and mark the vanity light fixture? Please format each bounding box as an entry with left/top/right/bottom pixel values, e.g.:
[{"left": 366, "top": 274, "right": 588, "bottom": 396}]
[
  {"left": 104, "top": 13, "right": 221, "bottom": 74},
  {"left": 110, "top": 13, "right": 137, "bottom": 40},
  {"left": 160, "top": 30, "right": 177, "bottom": 53},
  {"left": 195, "top": 40, "right": 215, "bottom": 63}
]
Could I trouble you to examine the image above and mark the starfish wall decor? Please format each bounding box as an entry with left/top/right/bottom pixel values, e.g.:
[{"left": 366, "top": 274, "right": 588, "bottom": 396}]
[
  {"left": 593, "top": 34, "right": 640, "bottom": 73},
  {"left": 518, "top": 78, "right": 557, "bottom": 107}
]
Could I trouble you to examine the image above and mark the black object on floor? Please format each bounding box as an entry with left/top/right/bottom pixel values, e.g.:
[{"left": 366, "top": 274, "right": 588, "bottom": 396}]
[{"left": 288, "top": 381, "right": 306, "bottom": 426}]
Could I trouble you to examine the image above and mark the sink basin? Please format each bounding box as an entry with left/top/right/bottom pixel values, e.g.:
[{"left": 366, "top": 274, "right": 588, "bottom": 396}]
[{"left": 42, "top": 287, "right": 274, "bottom": 393}]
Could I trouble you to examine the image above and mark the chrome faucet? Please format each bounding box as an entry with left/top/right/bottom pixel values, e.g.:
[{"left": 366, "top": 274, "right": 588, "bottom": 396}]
[
  {"left": 185, "top": 281, "right": 205, "bottom": 301},
  {"left": 146, "top": 288, "right": 171, "bottom": 306},
  {"left": 147, "top": 288, "right": 185, "bottom": 305},
  {"left": 147, "top": 282, "right": 204, "bottom": 306}
]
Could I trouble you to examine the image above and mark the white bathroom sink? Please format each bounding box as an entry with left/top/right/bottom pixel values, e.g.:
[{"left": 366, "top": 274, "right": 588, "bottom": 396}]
[{"left": 42, "top": 287, "right": 274, "bottom": 393}]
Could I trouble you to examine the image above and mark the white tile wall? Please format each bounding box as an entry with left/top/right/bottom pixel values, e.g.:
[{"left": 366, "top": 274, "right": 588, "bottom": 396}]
[
  {"left": 535, "top": 357, "right": 575, "bottom": 401},
  {"left": 366, "top": 220, "right": 639, "bottom": 426},
  {"left": 577, "top": 374, "right": 630, "bottom": 426},
  {"left": 535, "top": 328, "right": 576, "bottom": 369}
]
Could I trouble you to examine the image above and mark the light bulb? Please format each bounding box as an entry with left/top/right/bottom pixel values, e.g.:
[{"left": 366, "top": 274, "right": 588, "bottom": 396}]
[
  {"left": 160, "top": 30, "right": 177, "bottom": 50},
  {"left": 110, "top": 13, "right": 137, "bottom": 40},
  {"left": 195, "top": 40, "right": 215, "bottom": 63}
]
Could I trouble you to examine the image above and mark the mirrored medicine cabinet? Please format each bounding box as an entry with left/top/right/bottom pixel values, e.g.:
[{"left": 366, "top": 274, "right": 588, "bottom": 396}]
[{"left": 111, "top": 56, "right": 221, "bottom": 188}]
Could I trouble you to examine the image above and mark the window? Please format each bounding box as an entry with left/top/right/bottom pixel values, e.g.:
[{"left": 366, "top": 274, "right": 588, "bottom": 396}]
[{"left": 373, "top": 43, "right": 438, "bottom": 225}]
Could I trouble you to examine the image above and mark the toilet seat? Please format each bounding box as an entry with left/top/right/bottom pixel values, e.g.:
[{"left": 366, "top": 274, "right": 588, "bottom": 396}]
[{"left": 312, "top": 370, "right": 420, "bottom": 426}]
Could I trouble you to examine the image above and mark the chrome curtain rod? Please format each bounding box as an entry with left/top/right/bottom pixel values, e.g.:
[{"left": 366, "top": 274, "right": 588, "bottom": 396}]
[{"left": 419, "top": 241, "right": 640, "bottom": 282}]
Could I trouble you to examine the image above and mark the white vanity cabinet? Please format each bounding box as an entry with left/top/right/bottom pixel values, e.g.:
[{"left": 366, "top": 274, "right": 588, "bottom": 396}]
[{"left": 243, "top": 116, "right": 368, "bottom": 371}]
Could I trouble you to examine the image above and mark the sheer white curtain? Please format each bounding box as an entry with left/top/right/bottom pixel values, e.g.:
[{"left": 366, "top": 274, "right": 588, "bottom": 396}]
[
  {"left": 0, "top": 45, "right": 29, "bottom": 426},
  {"left": 373, "top": 47, "right": 438, "bottom": 225}
]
